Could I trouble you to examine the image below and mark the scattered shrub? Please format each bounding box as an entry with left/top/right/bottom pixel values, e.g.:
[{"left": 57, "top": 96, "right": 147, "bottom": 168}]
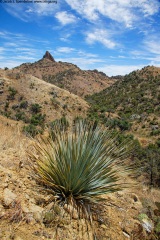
[
  {"left": 15, "top": 111, "right": 26, "bottom": 121},
  {"left": 7, "top": 87, "right": 17, "bottom": 100},
  {"left": 23, "top": 124, "right": 40, "bottom": 137},
  {"left": 4, "top": 101, "right": 9, "bottom": 111},
  {"left": 30, "top": 103, "right": 42, "bottom": 114},
  {"left": 132, "top": 143, "right": 160, "bottom": 187},
  {"left": 12, "top": 104, "right": 19, "bottom": 110},
  {"left": 155, "top": 221, "right": 160, "bottom": 234},
  {"left": 150, "top": 129, "right": 160, "bottom": 136},
  {"left": 30, "top": 113, "right": 46, "bottom": 126},
  {"left": 20, "top": 101, "right": 28, "bottom": 109},
  {"left": 3, "top": 111, "right": 11, "bottom": 118}
]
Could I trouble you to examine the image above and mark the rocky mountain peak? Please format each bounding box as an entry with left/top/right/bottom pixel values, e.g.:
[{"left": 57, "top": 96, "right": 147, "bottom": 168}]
[{"left": 43, "top": 51, "right": 55, "bottom": 62}]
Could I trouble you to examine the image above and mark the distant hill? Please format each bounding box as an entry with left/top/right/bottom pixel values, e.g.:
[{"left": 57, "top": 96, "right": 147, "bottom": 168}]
[
  {"left": 13, "top": 51, "right": 115, "bottom": 97},
  {"left": 86, "top": 66, "right": 160, "bottom": 141},
  {"left": 0, "top": 69, "right": 88, "bottom": 136}
]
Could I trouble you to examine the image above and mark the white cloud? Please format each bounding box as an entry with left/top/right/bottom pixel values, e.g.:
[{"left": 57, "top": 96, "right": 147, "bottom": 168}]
[
  {"left": 3, "top": 5, "right": 32, "bottom": 22},
  {"left": 86, "top": 29, "right": 117, "bottom": 49},
  {"left": 0, "top": 60, "right": 25, "bottom": 69},
  {"left": 4, "top": 43, "right": 18, "bottom": 47},
  {"left": 30, "top": 3, "right": 59, "bottom": 16},
  {"left": 130, "top": 31, "right": 160, "bottom": 57},
  {"left": 0, "top": 47, "right": 6, "bottom": 53},
  {"left": 55, "top": 11, "right": 77, "bottom": 25},
  {"left": 57, "top": 57, "right": 104, "bottom": 69},
  {"left": 59, "top": 33, "right": 72, "bottom": 42},
  {"left": 3, "top": 2, "right": 59, "bottom": 22},
  {"left": 0, "top": 31, "right": 47, "bottom": 68},
  {"left": 60, "top": 38, "right": 69, "bottom": 42},
  {"left": 25, "top": 8, "right": 33, "bottom": 13},
  {"left": 14, "top": 56, "right": 36, "bottom": 60},
  {"left": 77, "top": 50, "right": 98, "bottom": 58},
  {"left": 55, "top": 48, "right": 103, "bottom": 68},
  {"left": 97, "top": 64, "right": 145, "bottom": 76},
  {"left": 0, "top": 31, "right": 7, "bottom": 36},
  {"left": 144, "top": 39, "right": 160, "bottom": 55},
  {"left": 56, "top": 47, "right": 75, "bottom": 53},
  {"left": 54, "top": 48, "right": 101, "bottom": 68},
  {"left": 137, "top": 0, "right": 159, "bottom": 16},
  {"left": 2, "top": 0, "right": 159, "bottom": 29},
  {"left": 129, "top": 35, "right": 160, "bottom": 67},
  {"left": 65, "top": 0, "right": 159, "bottom": 27}
]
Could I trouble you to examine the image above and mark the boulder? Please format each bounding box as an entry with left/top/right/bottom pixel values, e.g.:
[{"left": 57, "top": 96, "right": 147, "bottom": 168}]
[{"left": 3, "top": 188, "right": 17, "bottom": 207}]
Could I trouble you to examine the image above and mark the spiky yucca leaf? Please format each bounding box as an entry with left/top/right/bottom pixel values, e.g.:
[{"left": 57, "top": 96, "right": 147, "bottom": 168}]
[{"left": 30, "top": 120, "right": 132, "bottom": 220}]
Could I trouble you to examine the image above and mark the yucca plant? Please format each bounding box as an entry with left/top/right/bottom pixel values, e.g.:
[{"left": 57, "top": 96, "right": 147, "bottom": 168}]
[{"left": 29, "top": 120, "right": 132, "bottom": 223}]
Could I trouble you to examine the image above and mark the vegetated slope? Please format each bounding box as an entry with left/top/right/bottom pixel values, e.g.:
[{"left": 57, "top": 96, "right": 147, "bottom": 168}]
[
  {"left": 0, "top": 69, "right": 88, "bottom": 136},
  {"left": 13, "top": 51, "right": 115, "bottom": 97},
  {"left": 86, "top": 66, "right": 160, "bottom": 140},
  {"left": 86, "top": 66, "right": 160, "bottom": 188}
]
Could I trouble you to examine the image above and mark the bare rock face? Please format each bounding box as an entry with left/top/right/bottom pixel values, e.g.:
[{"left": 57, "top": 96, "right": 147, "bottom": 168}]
[{"left": 43, "top": 51, "right": 55, "bottom": 62}]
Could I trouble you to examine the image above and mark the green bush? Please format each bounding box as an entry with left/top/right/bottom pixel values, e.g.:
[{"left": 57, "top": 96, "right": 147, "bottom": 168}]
[
  {"left": 155, "top": 221, "right": 160, "bottom": 233},
  {"left": 106, "top": 118, "right": 131, "bottom": 131},
  {"left": 3, "top": 111, "right": 11, "bottom": 118},
  {"left": 4, "top": 101, "right": 9, "bottom": 111},
  {"left": 23, "top": 124, "right": 39, "bottom": 137},
  {"left": 29, "top": 120, "right": 132, "bottom": 222},
  {"left": 15, "top": 111, "right": 26, "bottom": 121},
  {"left": 30, "top": 103, "right": 42, "bottom": 114},
  {"left": 132, "top": 143, "right": 160, "bottom": 187},
  {"left": 20, "top": 101, "right": 28, "bottom": 109},
  {"left": 7, "top": 87, "right": 17, "bottom": 100},
  {"left": 150, "top": 129, "right": 160, "bottom": 136},
  {"left": 30, "top": 113, "right": 46, "bottom": 126}
]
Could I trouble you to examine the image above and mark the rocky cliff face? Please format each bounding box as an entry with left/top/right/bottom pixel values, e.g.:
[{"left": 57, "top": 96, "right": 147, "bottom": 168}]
[{"left": 43, "top": 51, "right": 55, "bottom": 62}]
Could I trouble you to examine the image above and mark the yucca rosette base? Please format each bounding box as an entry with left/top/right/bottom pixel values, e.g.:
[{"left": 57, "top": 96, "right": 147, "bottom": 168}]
[{"left": 29, "top": 120, "right": 132, "bottom": 220}]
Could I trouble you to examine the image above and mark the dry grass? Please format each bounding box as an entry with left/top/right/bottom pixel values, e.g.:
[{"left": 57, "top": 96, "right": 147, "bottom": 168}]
[
  {"left": 3, "top": 200, "right": 24, "bottom": 223},
  {"left": 0, "top": 71, "right": 89, "bottom": 125},
  {"left": 0, "top": 117, "right": 28, "bottom": 170}
]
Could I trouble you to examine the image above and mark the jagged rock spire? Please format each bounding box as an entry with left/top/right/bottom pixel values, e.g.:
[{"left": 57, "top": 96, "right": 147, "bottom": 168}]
[{"left": 43, "top": 51, "right": 55, "bottom": 62}]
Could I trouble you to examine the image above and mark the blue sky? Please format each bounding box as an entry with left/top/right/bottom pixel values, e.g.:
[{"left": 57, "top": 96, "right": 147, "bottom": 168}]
[{"left": 0, "top": 0, "right": 160, "bottom": 76}]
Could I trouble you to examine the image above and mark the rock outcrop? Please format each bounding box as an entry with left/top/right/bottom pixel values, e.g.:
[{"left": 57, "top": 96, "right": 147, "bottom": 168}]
[{"left": 43, "top": 51, "right": 55, "bottom": 62}]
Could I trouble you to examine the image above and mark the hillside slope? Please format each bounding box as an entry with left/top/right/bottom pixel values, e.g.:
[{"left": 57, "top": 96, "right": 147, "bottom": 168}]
[
  {"left": 86, "top": 66, "right": 160, "bottom": 140},
  {"left": 0, "top": 69, "right": 88, "bottom": 135},
  {"left": 13, "top": 51, "right": 115, "bottom": 97}
]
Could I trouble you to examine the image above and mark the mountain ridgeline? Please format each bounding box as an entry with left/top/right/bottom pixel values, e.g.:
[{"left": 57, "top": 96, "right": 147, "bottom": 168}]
[{"left": 14, "top": 51, "right": 114, "bottom": 97}]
